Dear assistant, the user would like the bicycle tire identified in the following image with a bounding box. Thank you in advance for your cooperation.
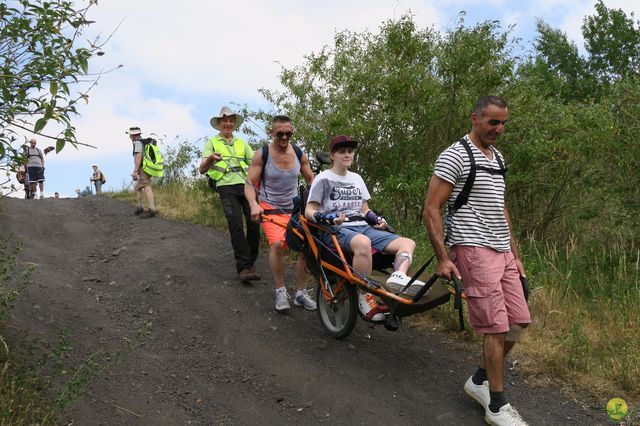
[316,277,357,339]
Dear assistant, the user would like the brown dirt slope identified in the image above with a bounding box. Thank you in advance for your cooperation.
[0,196,606,425]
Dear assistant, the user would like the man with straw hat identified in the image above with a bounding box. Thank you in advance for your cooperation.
[199,106,261,283]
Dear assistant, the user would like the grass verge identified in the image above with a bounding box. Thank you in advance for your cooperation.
[0,235,152,424]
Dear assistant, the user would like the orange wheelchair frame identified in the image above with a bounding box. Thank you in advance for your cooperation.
[287,214,464,339]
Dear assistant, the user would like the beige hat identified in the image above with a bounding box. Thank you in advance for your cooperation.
[210,106,244,130]
[126,126,142,135]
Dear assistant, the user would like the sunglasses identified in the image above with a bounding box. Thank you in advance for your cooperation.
[488,119,507,126]
[275,131,293,139]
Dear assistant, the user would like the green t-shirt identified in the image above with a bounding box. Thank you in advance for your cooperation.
[202,134,253,187]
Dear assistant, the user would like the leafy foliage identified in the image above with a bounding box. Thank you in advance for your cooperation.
[583,0,640,82]
[155,136,204,186]
[0,0,103,168]
[245,5,640,253]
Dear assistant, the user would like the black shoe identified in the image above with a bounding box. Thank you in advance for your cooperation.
[247,266,261,280]
[134,207,144,216]
[238,269,253,284]
[147,209,157,218]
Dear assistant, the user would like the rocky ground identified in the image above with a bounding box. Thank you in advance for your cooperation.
[0,196,608,425]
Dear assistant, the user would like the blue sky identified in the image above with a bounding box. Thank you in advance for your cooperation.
[5,0,638,198]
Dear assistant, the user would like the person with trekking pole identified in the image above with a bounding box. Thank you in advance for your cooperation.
[199,106,261,284]
[423,95,531,426]
[244,114,316,312]
[90,164,103,195]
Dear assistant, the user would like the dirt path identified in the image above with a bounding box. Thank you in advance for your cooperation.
[1,196,607,425]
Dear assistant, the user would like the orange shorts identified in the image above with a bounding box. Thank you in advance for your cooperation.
[260,201,291,247]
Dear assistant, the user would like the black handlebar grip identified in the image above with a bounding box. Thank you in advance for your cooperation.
[520,276,529,302]
[451,275,463,310]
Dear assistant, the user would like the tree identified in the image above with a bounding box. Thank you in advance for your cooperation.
[524,20,595,101]
[0,0,106,168]
[255,14,516,228]
[582,0,640,82]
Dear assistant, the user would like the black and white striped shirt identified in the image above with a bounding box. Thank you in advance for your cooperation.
[434,135,511,252]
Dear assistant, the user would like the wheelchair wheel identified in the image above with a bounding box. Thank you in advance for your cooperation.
[316,277,358,339]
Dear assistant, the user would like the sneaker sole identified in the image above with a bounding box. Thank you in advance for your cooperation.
[293,301,317,311]
[275,306,291,312]
[463,384,489,409]
[386,282,423,297]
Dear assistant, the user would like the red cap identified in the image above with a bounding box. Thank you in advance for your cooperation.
[329,135,358,152]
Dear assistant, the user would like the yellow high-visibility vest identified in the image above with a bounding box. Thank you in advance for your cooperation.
[206,137,249,181]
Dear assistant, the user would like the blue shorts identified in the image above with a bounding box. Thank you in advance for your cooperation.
[321,224,399,254]
[27,166,45,183]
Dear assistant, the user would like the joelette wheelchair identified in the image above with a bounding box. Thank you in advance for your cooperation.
[285,152,464,339]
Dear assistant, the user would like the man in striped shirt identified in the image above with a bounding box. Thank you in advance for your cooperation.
[423,96,531,426]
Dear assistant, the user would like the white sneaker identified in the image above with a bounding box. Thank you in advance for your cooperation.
[293,289,317,311]
[275,287,291,312]
[386,271,425,296]
[358,292,388,322]
[485,403,528,426]
[39,194,44,199]
[464,376,490,409]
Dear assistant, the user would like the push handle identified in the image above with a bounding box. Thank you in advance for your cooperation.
[451,275,465,331]
[520,276,529,302]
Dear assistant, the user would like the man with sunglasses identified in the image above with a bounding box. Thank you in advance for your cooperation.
[244,115,316,312]
[423,96,531,426]
[200,106,261,284]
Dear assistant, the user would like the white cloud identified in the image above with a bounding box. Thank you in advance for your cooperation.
[84,0,441,97]
[56,0,444,165]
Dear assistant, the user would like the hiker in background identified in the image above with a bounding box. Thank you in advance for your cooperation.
[54,192,59,199]
[423,95,530,426]
[25,138,45,199]
[127,126,157,217]
[75,186,91,197]
[199,106,260,284]
[244,114,316,312]
[90,164,103,195]
[14,162,31,199]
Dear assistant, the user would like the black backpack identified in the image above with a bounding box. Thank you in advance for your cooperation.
[444,137,507,244]
[451,137,506,212]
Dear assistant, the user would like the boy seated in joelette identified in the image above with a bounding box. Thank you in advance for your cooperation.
[304,135,424,322]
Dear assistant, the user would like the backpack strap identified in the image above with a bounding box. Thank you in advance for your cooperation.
[452,137,476,211]
[452,139,507,211]
[27,147,43,161]
[260,145,269,197]
[292,144,303,162]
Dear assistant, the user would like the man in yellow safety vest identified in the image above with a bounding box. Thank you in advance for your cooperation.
[199,106,261,283]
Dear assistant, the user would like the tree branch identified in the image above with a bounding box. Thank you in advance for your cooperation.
[8,121,97,149]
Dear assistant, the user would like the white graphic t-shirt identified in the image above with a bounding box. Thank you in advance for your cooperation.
[307,169,370,227]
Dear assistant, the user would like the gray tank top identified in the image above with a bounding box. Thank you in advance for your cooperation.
[259,150,300,209]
